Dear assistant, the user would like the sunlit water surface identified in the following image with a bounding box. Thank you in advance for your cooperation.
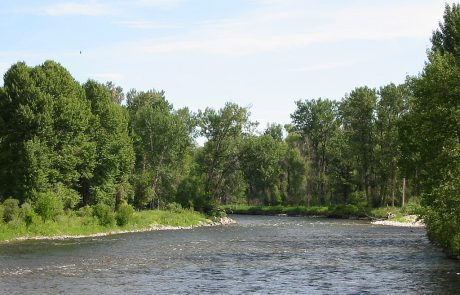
[0,215,459,294]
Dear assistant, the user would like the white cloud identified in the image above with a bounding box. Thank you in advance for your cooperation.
[45,1,114,16]
[135,0,185,9]
[131,0,443,56]
[117,20,181,30]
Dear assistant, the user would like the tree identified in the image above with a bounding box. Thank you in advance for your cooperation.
[240,134,286,205]
[198,103,253,209]
[0,61,95,204]
[340,87,377,206]
[127,90,193,208]
[404,3,460,256]
[375,83,408,206]
[83,80,135,206]
[283,130,308,205]
[291,98,338,205]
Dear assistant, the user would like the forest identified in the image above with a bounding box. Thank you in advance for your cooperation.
[0,4,459,257]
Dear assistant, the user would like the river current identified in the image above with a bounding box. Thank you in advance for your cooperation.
[0,215,459,294]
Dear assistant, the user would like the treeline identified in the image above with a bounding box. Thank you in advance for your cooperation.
[0,3,459,256]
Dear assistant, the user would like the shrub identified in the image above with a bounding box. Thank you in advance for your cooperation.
[76,205,93,217]
[34,192,64,222]
[0,204,4,224]
[93,203,115,227]
[165,202,183,213]
[329,204,361,218]
[401,198,422,215]
[349,191,368,208]
[55,183,80,210]
[2,198,20,222]
[115,203,134,226]
[20,202,38,226]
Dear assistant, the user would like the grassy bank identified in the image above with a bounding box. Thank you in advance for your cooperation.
[222,204,418,220]
[0,209,209,242]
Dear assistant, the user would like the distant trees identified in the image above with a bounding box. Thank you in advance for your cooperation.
[127,90,193,208]
[197,103,252,208]
[291,99,338,205]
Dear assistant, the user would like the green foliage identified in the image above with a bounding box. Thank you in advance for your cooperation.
[92,203,115,227]
[328,204,362,218]
[291,98,338,205]
[401,3,460,257]
[128,90,192,208]
[33,192,64,222]
[115,202,134,226]
[20,202,37,226]
[348,191,368,208]
[54,183,80,210]
[223,204,329,216]
[240,134,286,205]
[0,204,3,224]
[2,198,20,223]
[165,202,183,213]
[83,80,135,206]
[198,102,254,204]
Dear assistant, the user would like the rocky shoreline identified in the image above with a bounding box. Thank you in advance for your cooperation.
[371,215,425,228]
[9,217,236,242]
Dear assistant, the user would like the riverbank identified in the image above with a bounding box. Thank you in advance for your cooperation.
[0,209,235,243]
[371,215,425,227]
[223,204,421,224]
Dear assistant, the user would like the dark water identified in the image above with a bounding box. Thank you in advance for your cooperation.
[0,215,459,294]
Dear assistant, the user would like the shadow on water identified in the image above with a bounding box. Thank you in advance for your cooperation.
[0,215,459,294]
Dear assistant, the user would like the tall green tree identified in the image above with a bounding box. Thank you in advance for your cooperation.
[83,80,135,206]
[404,3,460,256]
[375,83,408,206]
[240,134,286,205]
[198,103,253,209]
[340,87,377,206]
[127,90,193,208]
[0,61,95,204]
[291,98,338,205]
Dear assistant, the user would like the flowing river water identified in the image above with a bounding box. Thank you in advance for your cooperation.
[0,215,459,294]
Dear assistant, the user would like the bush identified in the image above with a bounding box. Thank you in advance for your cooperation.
[349,191,368,208]
[0,204,4,224]
[20,202,38,226]
[2,198,20,222]
[165,202,183,213]
[401,198,422,215]
[34,192,64,222]
[329,204,361,218]
[76,205,93,217]
[55,183,80,210]
[93,203,115,227]
[115,203,134,226]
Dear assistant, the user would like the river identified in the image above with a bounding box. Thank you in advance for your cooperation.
[0,215,459,294]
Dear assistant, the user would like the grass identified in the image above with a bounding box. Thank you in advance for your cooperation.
[223,204,331,216]
[222,204,421,221]
[0,209,209,242]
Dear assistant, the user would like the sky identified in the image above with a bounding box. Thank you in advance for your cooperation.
[0,0,447,130]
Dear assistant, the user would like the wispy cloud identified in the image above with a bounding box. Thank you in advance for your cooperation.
[117,20,181,30]
[45,1,115,16]
[135,0,185,9]
[131,1,442,56]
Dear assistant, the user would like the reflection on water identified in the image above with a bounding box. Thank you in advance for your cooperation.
[0,215,459,294]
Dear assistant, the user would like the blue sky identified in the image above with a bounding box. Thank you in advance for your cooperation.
[0,0,446,129]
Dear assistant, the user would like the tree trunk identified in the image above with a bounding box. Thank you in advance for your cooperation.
[402,177,406,207]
